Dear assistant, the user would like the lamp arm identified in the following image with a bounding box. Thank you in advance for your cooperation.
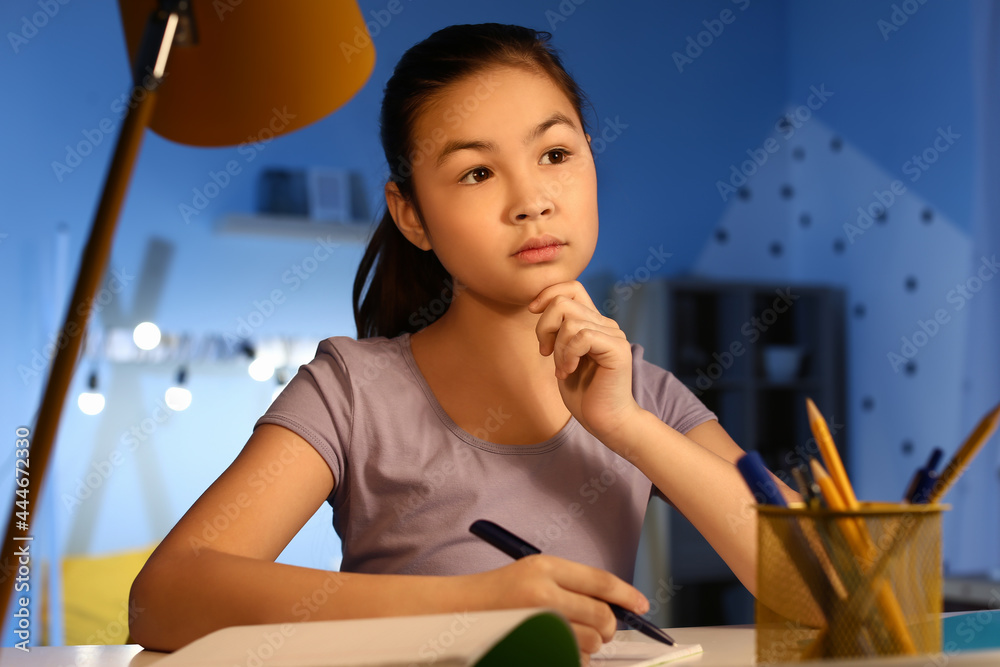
[0,4,183,625]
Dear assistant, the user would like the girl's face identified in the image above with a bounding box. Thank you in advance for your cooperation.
[392,66,599,309]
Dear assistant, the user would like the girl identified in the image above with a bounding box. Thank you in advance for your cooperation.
[130,22,795,661]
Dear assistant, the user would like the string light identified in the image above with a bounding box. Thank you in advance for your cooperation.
[133,321,161,350]
[77,371,105,415]
[165,366,192,411]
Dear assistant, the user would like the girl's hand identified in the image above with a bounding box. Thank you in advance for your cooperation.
[528,281,643,451]
[460,555,649,662]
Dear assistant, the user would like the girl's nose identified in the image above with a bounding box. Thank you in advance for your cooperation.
[508,173,555,223]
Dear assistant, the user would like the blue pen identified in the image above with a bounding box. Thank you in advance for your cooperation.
[469,519,675,646]
[736,452,836,624]
[736,451,788,507]
[904,447,944,503]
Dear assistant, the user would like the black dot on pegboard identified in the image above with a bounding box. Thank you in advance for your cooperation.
[780,184,795,200]
[901,440,914,455]
[861,396,875,411]
[921,208,934,223]
[792,146,805,161]
[738,186,751,201]
[830,136,843,152]
[875,206,888,224]
[715,228,729,244]
[853,303,866,318]
[833,238,845,254]
[770,241,783,257]
[905,360,917,376]
[799,212,811,227]
[905,276,918,292]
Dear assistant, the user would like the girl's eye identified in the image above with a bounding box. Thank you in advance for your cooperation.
[541,149,572,165]
[459,167,492,185]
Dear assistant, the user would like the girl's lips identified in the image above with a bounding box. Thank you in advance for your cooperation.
[513,244,564,263]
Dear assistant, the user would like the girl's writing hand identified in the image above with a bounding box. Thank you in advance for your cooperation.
[460,555,649,662]
[528,281,642,450]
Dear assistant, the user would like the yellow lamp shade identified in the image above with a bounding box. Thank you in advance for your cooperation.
[117,1,376,147]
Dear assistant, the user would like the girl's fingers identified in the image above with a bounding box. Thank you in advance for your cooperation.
[547,558,649,623]
[535,297,623,357]
[571,622,604,658]
[551,323,629,377]
[529,280,599,313]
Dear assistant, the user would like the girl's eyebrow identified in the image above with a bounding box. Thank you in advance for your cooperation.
[434,112,577,168]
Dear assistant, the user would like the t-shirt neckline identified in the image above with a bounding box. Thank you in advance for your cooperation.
[397,331,578,455]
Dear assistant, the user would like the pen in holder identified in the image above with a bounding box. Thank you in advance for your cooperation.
[755,502,947,663]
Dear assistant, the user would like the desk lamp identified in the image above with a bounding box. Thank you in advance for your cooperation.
[1,0,375,622]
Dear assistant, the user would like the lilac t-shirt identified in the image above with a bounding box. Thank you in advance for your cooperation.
[254,332,716,584]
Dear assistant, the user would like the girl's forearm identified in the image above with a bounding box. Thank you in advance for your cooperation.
[604,409,763,595]
[129,547,465,652]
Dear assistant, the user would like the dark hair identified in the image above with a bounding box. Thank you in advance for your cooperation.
[352,23,594,339]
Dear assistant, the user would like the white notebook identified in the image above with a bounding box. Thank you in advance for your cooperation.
[151,608,702,666]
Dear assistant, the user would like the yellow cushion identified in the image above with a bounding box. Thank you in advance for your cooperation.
[62,544,157,645]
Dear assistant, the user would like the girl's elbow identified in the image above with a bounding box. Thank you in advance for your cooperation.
[128,560,180,652]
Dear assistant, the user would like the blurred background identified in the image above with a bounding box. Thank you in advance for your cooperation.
[2,0,998,645]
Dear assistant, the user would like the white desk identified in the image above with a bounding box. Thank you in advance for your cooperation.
[2,625,1000,666]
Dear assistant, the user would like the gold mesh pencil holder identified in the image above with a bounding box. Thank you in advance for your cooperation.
[755,502,947,663]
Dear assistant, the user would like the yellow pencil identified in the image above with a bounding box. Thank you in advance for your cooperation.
[806,398,857,505]
[806,406,917,655]
[805,460,896,658]
[928,403,1000,504]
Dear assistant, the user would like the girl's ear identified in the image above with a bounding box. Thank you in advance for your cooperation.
[385,181,432,251]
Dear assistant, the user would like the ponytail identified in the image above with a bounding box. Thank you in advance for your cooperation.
[352,209,449,339]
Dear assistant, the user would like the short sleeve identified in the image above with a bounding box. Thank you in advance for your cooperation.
[630,342,717,434]
[253,338,353,503]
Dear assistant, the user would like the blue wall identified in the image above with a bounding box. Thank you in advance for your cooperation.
[0,0,988,646]
[785,0,975,231]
